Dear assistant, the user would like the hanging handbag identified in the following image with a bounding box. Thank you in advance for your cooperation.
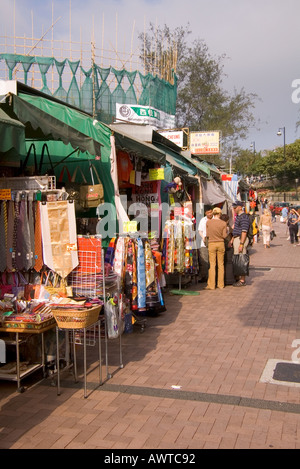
[0,273,13,299]
[79,163,104,208]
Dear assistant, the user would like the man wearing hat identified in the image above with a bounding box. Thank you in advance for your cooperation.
[205,207,228,290]
[230,201,250,286]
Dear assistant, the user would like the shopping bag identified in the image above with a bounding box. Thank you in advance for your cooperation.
[79,164,104,208]
[104,298,122,339]
[232,253,250,277]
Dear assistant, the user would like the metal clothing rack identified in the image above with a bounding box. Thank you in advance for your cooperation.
[66,238,123,388]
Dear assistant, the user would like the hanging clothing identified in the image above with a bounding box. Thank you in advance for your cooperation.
[0,202,7,272]
[40,200,78,278]
[137,238,146,310]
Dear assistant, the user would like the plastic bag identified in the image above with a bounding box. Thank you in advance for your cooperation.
[232,253,249,277]
[105,298,122,339]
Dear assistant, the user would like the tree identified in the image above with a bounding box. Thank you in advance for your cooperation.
[176,39,258,149]
[262,140,300,182]
[139,24,259,164]
[233,148,263,176]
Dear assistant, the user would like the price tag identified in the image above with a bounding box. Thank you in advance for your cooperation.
[123,221,138,233]
[0,189,11,200]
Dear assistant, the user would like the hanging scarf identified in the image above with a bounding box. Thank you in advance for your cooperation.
[166,221,175,274]
[124,237,134,305]
[175,220,184,273]
[137,237,146,310]
[144,240,158,307]
[0,201,7,272]
[131,239,138,311]
[40,200,78,278]
[113,236,126,292]
[105,237,116,266]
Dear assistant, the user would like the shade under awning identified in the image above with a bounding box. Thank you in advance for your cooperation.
[109,124,166,165]
[12,93,103,156]
[0,106,26,158]
[153,142,197,176]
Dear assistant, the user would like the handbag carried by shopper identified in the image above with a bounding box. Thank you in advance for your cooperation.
[232,253,250,277]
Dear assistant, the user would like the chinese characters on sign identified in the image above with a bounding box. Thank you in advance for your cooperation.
[190,131,220,155]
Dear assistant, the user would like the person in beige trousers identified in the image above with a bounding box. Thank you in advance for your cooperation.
[259,208,273,248]
[205,207,228,290]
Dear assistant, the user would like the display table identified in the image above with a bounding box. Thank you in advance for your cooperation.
[0,319,56,393]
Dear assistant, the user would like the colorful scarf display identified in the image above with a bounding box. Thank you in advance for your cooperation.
[111,235,161,313]
[137,238,146,310]
[162,219,199,275]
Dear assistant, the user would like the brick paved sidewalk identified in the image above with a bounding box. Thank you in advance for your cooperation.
[1,219,300,449]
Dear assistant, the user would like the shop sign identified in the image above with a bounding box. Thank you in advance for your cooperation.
[149,168,165,181]
[221,174,233,181]
[131,193,159,206]
[116,104,175,130]
[159,130,184,148]
[190,131,220,155]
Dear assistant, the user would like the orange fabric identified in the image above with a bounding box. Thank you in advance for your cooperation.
[117,151,134,183]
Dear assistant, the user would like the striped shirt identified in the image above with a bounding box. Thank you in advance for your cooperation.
[232,213,250,237]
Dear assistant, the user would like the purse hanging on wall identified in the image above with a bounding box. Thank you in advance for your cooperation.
[79,163,104,209]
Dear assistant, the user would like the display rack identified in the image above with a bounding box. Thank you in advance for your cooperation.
[56,239,123,396]
[0,175,56,191]
[0,321,56,393]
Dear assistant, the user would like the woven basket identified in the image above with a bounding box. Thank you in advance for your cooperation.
[52,305,101,329]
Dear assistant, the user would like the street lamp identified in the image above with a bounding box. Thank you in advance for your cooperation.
[277,127,286,201]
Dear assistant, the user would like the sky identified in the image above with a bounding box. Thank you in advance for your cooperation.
[1,0,300,154]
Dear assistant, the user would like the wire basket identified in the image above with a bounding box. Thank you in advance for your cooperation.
[52,305,101,330]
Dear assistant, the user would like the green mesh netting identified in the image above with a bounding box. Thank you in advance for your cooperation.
[0,53,177,124]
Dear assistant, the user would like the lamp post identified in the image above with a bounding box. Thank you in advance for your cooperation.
[277,127,286,201]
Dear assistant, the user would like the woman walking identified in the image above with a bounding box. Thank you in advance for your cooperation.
[259,208,273,248]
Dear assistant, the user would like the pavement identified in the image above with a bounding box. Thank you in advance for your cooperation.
[1,219,300,450]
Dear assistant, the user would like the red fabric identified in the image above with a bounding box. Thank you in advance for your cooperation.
[75,237,102,273]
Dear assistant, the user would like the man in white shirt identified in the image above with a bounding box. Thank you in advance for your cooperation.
[198,206,213,282]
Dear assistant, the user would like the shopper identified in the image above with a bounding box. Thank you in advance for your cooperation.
[229,201,250,287]
[198,206,213,282]
[221,213,235,285]
[259,208,273,249]
[205,207,227,290]
[287,208,300,246]
[281,205,289,223]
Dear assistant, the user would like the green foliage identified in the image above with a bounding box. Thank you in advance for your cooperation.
[262,140,300,180]
[139,23,259,152]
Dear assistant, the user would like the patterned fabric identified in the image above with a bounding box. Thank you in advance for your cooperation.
[16,196,32,271]
[0,202,7,272]
[131,239,138,311]
[6,201,14,272]
[137,238,146,310]
[40,200,78,278]
[113,236,125,289]
[12,200,20,269]
[34,201,44,272]
[144,240,158,307]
